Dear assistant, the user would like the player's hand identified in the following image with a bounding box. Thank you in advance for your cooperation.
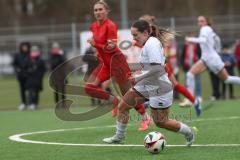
[103,40,117,53]
[128,76,136,85]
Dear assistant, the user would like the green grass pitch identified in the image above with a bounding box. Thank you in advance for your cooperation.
[0,74,240,160]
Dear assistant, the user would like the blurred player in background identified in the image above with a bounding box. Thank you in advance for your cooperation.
[103,20,195,146]
[185,15,240,116]
[180,32,202,106]
[84,0,150,131]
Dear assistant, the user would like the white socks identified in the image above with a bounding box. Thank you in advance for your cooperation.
[178,122,192,137]
[116,121,127,138]
[186,72,195,95]
[141,113,149,121]
[224,76,240,84]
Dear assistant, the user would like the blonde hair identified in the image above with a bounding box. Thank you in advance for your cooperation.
[95,0,110,11]
[138,15,175,45]
[139,14,156,25]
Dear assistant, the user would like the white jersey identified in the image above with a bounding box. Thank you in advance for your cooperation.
[187,26,218,61]
[140,37,165,64]
[134,37,173,109]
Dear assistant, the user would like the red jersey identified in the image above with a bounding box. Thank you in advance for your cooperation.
[90,19,120,65]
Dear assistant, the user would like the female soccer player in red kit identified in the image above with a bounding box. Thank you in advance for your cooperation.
[84,0,150,131]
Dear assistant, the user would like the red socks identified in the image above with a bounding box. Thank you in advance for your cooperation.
[174,84,195,103]
[85,83,147,117]
[84,83,110,100]
[134,104,146,115]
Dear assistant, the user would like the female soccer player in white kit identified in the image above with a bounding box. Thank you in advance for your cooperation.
[103,20,195,146]
[185,16,240,116]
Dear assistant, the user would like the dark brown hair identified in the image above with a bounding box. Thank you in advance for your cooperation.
[205,17,213,27]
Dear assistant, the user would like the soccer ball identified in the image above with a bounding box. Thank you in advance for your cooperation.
[144,131,166,154]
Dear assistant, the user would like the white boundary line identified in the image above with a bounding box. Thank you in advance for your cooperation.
[9,116,240,147]
[188,116,240,122]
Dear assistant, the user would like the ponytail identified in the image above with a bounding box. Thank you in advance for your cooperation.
[151,25,175,45]
[138,15,176,45]
[205,17,213,27]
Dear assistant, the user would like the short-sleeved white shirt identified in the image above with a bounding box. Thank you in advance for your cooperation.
[198,26,219,60]
[134,37,173,108]
[139,37,165,64]
[187,26,225,74]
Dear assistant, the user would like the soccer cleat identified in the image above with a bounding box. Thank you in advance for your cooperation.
[18,104,26,111]
[185,132,195,147]
[103,135,124,144]
[112,97,119,117]
[179,98,192,108]
[194,98,202,117]
[185,126,198,147]
[138,116,151,131]
[29,104,37,110]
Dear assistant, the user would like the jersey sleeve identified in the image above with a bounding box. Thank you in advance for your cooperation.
[94,43,105,50]
[200,26,211,37]
[93,21,119,53]
[145,38,164,64]
[106,23,118,41]
[186,37,207,44]
[99,22,118,53]
[186,27,209,44]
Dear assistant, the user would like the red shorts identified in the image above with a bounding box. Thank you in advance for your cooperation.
[165,63,173,78]
[92,53,131,85]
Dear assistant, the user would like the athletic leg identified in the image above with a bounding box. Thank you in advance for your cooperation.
[18,78,27,110]
[170,74,195,104]
[151,108,195,146]
[111,53,150,130]
[187,60,207,95]
[84,64,115,101]
[186,60,206,117]
[218,68,240,84]
[195,74,202,98]
[103,89,146,143]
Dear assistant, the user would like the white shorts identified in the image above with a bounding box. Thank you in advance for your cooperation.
[134,75,173,109]
[148,91,173,109]
[202,55,225,74]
